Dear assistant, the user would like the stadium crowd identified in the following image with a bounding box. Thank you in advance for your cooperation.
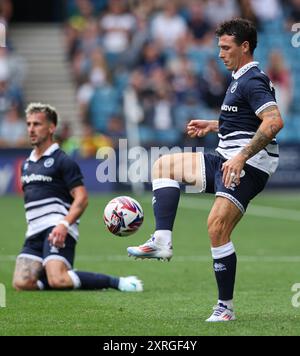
[64,0,300,152]
[1,0,300,153]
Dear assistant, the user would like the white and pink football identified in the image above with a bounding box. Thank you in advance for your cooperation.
[103,196,144,236]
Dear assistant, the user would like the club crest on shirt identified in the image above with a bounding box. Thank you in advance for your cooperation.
[44,158,54,168]
[230,82,238,93]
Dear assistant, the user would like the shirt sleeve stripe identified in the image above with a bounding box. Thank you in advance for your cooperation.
[255,101,277,116]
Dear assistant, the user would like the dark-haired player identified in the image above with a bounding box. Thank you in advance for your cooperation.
[13,103,143,293]
[127,18,284,321]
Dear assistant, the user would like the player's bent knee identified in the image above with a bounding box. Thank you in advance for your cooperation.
[12,278,37,291]
[47,275,70,289]
[152,154,173,180]
[207,214,228,245]
[152,153,204,187]
[45,260,73,289]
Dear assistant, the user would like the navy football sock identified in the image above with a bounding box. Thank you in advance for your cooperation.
[213,253,237,301]
[152,179,180,231]
[211,242,237,302]
[72,271,119,290]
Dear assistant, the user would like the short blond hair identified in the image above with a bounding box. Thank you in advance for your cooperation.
[25,103,58,126]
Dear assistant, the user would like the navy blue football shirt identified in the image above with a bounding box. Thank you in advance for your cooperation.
[216,62,279,175]
[21,143,83,240]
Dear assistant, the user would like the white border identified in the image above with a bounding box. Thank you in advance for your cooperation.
[232,61,259,80]
[199,152,206,193]
[216,192,245,214]
[255,101,278,116]
[152,178,180,191]
[43,255,72,270]
[67,270,81,289]
[211,241,235,259]
[17,253,43,263]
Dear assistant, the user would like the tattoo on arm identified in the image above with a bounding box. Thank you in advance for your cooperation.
[240,129,271,160]
[240,106,283,160]
[260,107,282,133]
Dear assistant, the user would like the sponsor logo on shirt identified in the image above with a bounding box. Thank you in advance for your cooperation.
[21,174,53,184]
[221,105,238,112]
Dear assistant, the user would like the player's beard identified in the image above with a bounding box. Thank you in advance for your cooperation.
[30,134,49,147]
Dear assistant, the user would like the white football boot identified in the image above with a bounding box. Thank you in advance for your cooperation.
[118,276,143,292]
[127,235,173,261]
[205,304,236,322]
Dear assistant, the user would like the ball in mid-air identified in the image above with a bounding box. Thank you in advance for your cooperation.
[103,196,144,236]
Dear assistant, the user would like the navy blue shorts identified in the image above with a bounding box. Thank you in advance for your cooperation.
[204,153,269,213]
[19,227,77,269]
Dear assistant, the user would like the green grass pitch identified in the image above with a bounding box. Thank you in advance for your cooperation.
[0,191,299,336]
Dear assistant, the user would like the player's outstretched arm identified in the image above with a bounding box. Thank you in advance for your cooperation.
[186,120,219,138]
[222,105,284,188]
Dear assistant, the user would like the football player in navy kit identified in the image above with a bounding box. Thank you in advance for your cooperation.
[13,103,143,293]
[127,18,284,321]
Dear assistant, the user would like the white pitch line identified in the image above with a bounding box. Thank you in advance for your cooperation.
[140,196,300,222]
[1,255,300,263]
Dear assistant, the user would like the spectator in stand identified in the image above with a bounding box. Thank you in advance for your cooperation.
[151,2,187,49]
[67,0,95,31]
[166,36,199,104]
[0,0,12,49]
[138,41,165,76]
[65,0,97,60]
[78,19,102,57]
[100,0,136,56]
[250,0,282,24]
[0,47,27,90]
[76,48,110,122]
[79,122,113,157]
[105,113,126,147]
[204,0,240,27]
[285,0,300,28]
[237,0,259,29]
[0,77,24,124]
[58,121,114,158]
[0,105,28,148]
[126,13,151,68]
[71,19,103,81]
[0,0,13,24]
[146,67,172,97]
[186,0,214,47]
[200,58,230,112]
[86,47,110,87]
